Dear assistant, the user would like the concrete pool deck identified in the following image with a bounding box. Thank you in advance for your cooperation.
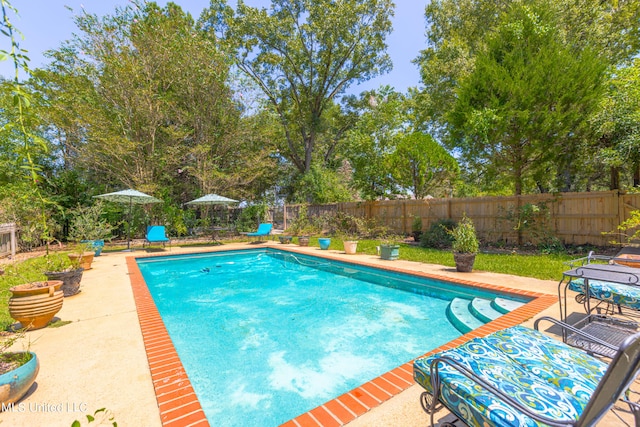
[2,242,635,426]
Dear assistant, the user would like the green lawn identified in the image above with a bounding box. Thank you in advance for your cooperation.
[0,239,575,329]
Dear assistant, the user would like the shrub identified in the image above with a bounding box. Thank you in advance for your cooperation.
[420,219,457,249]
[450,215,479,254]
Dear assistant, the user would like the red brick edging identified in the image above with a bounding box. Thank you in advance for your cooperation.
[127,249,556,427]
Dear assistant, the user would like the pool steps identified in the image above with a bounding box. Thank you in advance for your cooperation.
[447,297,526,334]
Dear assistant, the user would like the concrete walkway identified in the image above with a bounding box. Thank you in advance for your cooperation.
[2,242,635,426]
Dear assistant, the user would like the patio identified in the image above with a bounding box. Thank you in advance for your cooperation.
[2,241,637,426]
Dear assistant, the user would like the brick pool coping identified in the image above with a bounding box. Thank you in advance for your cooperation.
[126,247,557,427]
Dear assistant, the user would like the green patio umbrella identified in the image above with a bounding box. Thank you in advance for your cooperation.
[185,193,239,232]
[94,189,162,250]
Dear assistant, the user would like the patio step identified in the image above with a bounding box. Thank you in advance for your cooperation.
[492,297,526,314]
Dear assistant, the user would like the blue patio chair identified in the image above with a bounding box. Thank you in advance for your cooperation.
[144,225,171,249]
[246,223,272,242]
[413,319,640,427]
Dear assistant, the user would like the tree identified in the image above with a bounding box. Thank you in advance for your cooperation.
[342,87,407,200]
[591,59,640,189]
[204,0,394,174]
[416,0,639,194]
[33,1,274,206]
[389,132,458,199]
[443,1,607,195]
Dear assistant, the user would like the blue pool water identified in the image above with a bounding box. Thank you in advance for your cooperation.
[136,249,524,426]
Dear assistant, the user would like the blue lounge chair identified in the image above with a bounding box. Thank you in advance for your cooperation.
[414,319,640,427]
[246,223,272,242]
[144,225,171,249]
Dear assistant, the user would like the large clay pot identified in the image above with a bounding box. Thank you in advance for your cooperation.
[68,252,94,270]
[0,352,39,407]
[44,268,84,297]
[9,281,64,330]
[453,252,476,272]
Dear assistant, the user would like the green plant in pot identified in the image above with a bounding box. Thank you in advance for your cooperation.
[68,201,116,256]
[0,329,39,408]
[450,214,479,272]
[379,234,401,260]
[43,251,84,297]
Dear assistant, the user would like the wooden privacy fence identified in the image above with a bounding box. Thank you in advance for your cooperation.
[285,191,640,247]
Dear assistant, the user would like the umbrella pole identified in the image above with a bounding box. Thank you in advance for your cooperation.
[127,197,132,250]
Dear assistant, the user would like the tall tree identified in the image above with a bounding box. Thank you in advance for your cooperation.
[203,0,394,174]
[389,132,458,199]
[591,59,640,189]
[33,1,274,204]
[448,1,607,195]
[416,0,639,194]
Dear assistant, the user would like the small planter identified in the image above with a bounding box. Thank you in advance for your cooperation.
[44,268,84,297]
[380,244,400,260]
[9,281,64,330]
[81,239,105,256]
[343,240,358,255]
[68,252,94,271]
[318,238,331,250]
[453,252,476,272]
[297,236,310,246]
[0,351,39,407]
[278,235,293,244]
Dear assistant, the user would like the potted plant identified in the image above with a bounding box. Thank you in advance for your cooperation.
[318,237,331,250]
[278,235,293,244]
[0,330,39,407]
[68,201,116,256]
[450,214,479,272]
[411,215,423,242]
[43,251,84,297]
[8,280,65,330]
[66,243,95,271]
[339,234,359,255]
[379,235,401,260]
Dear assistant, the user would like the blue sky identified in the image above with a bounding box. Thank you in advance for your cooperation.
[1,1,427,94]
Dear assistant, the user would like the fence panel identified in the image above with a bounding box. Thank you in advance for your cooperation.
[287,191,639,247]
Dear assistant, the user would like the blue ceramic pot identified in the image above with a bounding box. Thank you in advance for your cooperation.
[0,352,39,406]
[81,239,105,256]
[318,238,331,250]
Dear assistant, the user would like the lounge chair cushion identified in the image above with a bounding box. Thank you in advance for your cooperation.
[568,278,640,311]
[413,326,608,427]
[246,223,272,237]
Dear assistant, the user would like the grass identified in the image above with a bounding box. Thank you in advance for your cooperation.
[0,237,577,330]
[303,237,574,280]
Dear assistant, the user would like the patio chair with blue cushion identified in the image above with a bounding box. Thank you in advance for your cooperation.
[144,225,171,249]
[413,319,640,427]
[246,223,272,242]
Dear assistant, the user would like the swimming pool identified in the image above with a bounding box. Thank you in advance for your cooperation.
[135,248,532,426]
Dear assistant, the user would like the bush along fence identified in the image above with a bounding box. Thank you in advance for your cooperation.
[276,191,640,247]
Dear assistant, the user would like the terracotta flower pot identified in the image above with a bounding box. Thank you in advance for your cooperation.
[68,252,94,271]
[9,281,64,330]
[297,236,310,246]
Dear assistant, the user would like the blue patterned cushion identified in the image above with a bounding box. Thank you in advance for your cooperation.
[568,278,640,310]
[413,326,607,427]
